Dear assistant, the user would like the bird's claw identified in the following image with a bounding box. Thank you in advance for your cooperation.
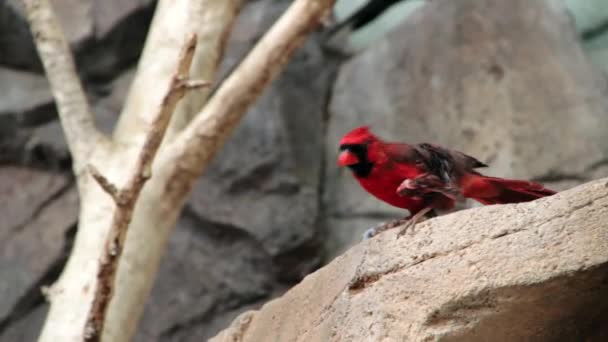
[396,220,416,239]
[362,218,409,240]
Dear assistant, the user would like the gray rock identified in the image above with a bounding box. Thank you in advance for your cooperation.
[0,179,76,324]
[90,68,134,135]
[91,0,155,39]
[189,0,335,262]
[0,0,154,78]
[52,0,95,49]
[0,305,48,342]
[325,0,608,256]
[0,1,41,70]
[0,68,54,126]
[135,212,275,342]
[78,1,155,81]
[0,167,69,241]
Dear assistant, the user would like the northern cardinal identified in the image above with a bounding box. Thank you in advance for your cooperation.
[337,126,555,238]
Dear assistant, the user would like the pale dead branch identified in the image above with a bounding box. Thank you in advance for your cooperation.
[166,0,336,179]
[22,0,106,173]
[113,0,243,142]
[30,0,336,340]
[83,34,208,341]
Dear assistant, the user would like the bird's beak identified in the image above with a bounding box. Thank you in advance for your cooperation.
[338,150,358,166]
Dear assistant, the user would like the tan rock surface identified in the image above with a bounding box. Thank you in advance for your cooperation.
[212,178,608,341]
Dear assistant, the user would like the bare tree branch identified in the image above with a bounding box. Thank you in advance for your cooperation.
[83,34,208,342]
[165,0,335,178]
[22,0,106,173]
[113,0,242,142]
[88,165,121,204]
[35,0,332,340]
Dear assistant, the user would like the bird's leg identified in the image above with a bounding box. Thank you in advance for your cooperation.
[362,209,438,240]
[362,216,410,240]
[396,207,434,239]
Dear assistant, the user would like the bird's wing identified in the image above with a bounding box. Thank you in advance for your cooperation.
[397,172,462,201]
[415,143,487,179]
[384,143,424,165]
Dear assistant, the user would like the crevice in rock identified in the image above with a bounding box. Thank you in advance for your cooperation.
[274,238,324,283]
[424,264,608,340]
[425,288,499,328]
[158,294,266,341]
[582,19,608,41]
[533,158,608,184]
[181,205,263,246]
[22,143,72,172]
[348,269,390,294]
[8,179,73,236]
[587,158,608,172]
[532,171,585,183]
[77,2,157,84]
[182,204,280,289]
[0,224,76,336]
[14,102,58,128]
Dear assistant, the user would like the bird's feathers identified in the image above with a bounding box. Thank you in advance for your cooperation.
[338,126,555,216]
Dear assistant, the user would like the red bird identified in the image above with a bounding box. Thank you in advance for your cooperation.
[337,126,555,238]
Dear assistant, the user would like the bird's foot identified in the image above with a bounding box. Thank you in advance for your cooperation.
[362,217,409,240]
[396,219,417,238]
[396,207,435,239]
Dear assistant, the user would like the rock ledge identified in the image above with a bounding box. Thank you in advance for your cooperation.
[213,178,608,342]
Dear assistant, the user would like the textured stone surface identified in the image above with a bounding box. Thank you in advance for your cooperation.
[77,0,155,82]
[0,68,54,126]
[91,0,155,39]
[0,306,48,342]
[0,0,154,77]
[212,178,608,342]
[135,212,275,341]
[0,182,77,326]
[0,167,69,241]
[189,0,334,263]
[0,1,42,70]
[325,0,608,256]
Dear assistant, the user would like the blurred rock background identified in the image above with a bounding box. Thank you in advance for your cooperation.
[0,0,606,341]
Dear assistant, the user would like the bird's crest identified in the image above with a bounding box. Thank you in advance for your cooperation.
[340,126,377,145]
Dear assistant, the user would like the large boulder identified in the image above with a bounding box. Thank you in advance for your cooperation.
[324,0,608,256]
[212,178,608,342]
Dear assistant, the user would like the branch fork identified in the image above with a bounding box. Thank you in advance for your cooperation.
[26,0,337,340]
[83,33,208,341]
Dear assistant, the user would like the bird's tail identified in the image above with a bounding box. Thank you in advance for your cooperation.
[464,175,556,205]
